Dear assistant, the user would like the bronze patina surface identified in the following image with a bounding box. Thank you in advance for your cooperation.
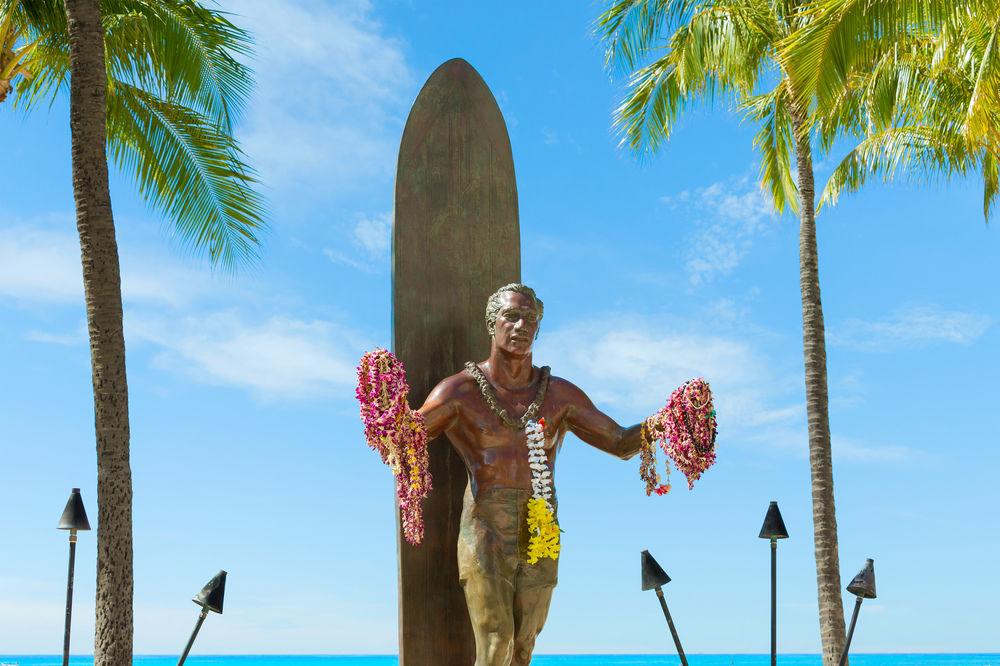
[417,286,647,665]
[457,486,558,665]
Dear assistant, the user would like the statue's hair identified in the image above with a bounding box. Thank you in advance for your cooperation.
[485,283,544,338]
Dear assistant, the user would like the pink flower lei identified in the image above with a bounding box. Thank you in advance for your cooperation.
[356,349,432,545]
[640,377,718,493]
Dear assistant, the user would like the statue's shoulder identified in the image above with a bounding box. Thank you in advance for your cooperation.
[546,373,590,403]
[429,365,478,400]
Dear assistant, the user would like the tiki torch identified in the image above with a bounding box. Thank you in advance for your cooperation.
[177,570,227,666]
[758,501,789,666]
[57,488,91,666]
[838,559,877,666]
[641,550,688,666]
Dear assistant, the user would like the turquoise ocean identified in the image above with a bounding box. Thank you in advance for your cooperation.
[3,656,998,666]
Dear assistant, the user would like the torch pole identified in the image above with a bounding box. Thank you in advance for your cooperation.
[177,608,209,666]
[655,587,688,666]
[62,528,78,666]
[837,596,864,666]
[770,537,777,666]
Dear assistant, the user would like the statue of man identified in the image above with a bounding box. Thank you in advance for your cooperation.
[416,283,649,666]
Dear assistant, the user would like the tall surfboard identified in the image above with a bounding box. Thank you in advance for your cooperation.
[393,58,520,664]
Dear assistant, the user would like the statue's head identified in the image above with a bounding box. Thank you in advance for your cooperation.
[485,283,544,355]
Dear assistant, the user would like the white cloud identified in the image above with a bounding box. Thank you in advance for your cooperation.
[536,314,910,465]
[231,0,413,195]
[743,426,915,464]
[830,305,992,351]
[662,177,776,285]
[352,212,390,257]
[25,328,85,346]
[0,225,84,302]
[322,247,376,272]
[129,311,370,399]
[324,211,390,273]
[832,435,913,462]
[0,223,234,308]
[2,221,372,400]
[535,315,798,435]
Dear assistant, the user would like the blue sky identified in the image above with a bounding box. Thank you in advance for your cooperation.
[2,0,998,656]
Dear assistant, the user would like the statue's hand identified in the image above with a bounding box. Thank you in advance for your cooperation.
[645,414,665,436]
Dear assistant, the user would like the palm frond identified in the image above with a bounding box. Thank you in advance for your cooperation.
[779,0,968,110]
[106,81,265,270]
[10,40,68,109]
[5,0,267,266]
[819,125,971,208]
[962,11,1000,144]
[597,0,705,73]
[743,80,799,212]
[101,0,254,128]
[610,2,779,154]
[983,148,998,220]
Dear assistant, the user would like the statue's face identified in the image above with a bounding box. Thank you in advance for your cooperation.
[492,291,540,357]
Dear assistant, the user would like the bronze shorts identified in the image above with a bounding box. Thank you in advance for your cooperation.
[457,486,559,592]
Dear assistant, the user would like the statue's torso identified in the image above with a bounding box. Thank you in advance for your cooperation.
[443,366,571,497]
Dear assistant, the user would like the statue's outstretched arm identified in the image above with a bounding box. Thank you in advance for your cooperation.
[558,379,645,461]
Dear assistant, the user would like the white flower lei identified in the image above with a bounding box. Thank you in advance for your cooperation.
[526,420,552,506]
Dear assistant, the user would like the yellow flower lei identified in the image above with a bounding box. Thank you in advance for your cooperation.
[526,497,561,564]
[525,419,560,564]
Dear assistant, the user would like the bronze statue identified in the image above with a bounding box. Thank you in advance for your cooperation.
[416,283,649,666]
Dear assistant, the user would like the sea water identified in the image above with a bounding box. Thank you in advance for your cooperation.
[2,655,997,666]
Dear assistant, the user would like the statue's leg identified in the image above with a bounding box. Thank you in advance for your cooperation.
[510,558,558,666]
[461,566,515,665]
[458,488,523,666]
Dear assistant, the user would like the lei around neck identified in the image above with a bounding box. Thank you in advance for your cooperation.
[464,361,551,430]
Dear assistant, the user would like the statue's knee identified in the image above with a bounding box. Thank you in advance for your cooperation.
[485,627,513,650]
[513,637,536,664]
[476,619,513,662]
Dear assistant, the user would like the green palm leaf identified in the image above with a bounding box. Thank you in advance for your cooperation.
[4,0,266,268]
[742,80,799,212]
[107,81,264,268]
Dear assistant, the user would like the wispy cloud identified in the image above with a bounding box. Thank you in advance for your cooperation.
[663,177,776,286]
[130,311,370,400]
[535,314,799,435]
[324,211,390,272]
[232,0,413,197]
[3,219,372,400]
[830,305,992,351]
[536,313,911,465]
[0,223,225,307]
[832,435,913,462]
[352,212,390,256]
[743,426,916,463]
[0,225,83,303]
[25,329,85,346]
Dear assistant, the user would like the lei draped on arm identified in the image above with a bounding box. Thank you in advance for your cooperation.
[356,349,432,545]
[639,378,718,495]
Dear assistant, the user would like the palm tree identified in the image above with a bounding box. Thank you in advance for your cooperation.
[596,2,848,663]
[780,0,1000,220]
[4,1,264,663]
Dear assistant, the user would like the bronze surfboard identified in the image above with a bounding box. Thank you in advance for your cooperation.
[393,58,520,664]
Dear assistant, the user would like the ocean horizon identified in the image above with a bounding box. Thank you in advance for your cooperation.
[3,655,998,665]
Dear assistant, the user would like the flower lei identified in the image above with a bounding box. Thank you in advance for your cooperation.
[525,417,560,564]
[640,378,718,494]
[355,349,432,545]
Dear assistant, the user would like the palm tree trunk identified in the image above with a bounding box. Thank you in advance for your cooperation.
[792,115,846,666]
[64,1,134,665]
